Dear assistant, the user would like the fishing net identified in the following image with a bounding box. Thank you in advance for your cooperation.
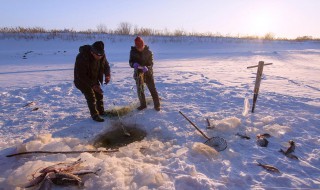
[204,136,227,152]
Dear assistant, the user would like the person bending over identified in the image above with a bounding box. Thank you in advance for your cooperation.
[74,41,111,122]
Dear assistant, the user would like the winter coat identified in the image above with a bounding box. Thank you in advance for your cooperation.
[74,45,110,90]
[129,45,154,73]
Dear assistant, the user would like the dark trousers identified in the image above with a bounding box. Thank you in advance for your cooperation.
[135,71,160,108]
[74,82,104,117]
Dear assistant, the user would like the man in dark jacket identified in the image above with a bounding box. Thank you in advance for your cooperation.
[129,36,160,111]
[74,41,111,122]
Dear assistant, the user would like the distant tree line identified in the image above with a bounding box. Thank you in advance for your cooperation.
[0,22,318,41]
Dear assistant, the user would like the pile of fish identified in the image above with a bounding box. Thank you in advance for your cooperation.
[255,140,298,173]
[24,158,100,189]
[235,132,299,173]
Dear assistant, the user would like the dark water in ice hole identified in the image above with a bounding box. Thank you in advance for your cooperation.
[93,123,147,149]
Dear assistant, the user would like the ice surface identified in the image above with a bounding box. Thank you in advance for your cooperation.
[0,36,319,189]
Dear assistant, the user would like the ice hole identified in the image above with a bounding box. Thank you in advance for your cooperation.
[93,123,147,149]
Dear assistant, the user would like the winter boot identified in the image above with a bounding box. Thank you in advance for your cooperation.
[137,105,147,111]
[154,106,160,111]
[92,115,104,122]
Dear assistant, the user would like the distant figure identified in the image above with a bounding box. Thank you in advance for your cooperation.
[74,41,111,122]
[129,36,160,111]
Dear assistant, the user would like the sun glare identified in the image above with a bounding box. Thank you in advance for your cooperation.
[249,12,273,37]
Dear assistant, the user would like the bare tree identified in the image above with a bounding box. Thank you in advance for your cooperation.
[173,29,186,36]
[296,36,313,41]
[263,32,275,40]
[116,22,132,35]
[96,24,109,34]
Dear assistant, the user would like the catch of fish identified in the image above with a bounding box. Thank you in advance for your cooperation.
[257,162,280,173]
[279,140,298,160]
[235,132,250,139]
[256,133,271,147]
[236,132,299,174]
[24,158,100,189]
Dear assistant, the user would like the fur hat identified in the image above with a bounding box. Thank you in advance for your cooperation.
[134,36,144,49]
[91,41,104,56]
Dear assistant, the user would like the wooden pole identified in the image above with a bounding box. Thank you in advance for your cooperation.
[247,61,273,113]
[179,111,210,140]
[6,150,119,157]
[252,61,264,112]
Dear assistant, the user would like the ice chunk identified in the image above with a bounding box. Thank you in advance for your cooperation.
[176,147,188,157]
[37,133,52,144]
[260,116,275,124]
[242,98,250,117]
[263,124,291,138]
[191,142,219,159]
[214,117,241,131]
[25,140,43,151]
[133,166,168,187]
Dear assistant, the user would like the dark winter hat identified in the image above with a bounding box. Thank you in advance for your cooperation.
[91,41,104,56]
[134,36,144,49]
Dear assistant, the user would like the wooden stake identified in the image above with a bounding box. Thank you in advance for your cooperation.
[247,62,272,69]
[247,61,272,113]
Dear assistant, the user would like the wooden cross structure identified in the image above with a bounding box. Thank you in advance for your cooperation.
[247,61,273,113]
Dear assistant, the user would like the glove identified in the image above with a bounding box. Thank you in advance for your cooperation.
[133,63,140,69]
[142,66,148,73]
[92,84,103,94]
[105,74,110,84]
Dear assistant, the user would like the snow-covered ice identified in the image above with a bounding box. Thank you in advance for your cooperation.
[0,35,319,189]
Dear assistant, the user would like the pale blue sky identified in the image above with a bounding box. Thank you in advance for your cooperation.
[1,0,319,38]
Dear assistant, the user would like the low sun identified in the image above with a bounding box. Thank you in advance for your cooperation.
[249,12,273,37]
